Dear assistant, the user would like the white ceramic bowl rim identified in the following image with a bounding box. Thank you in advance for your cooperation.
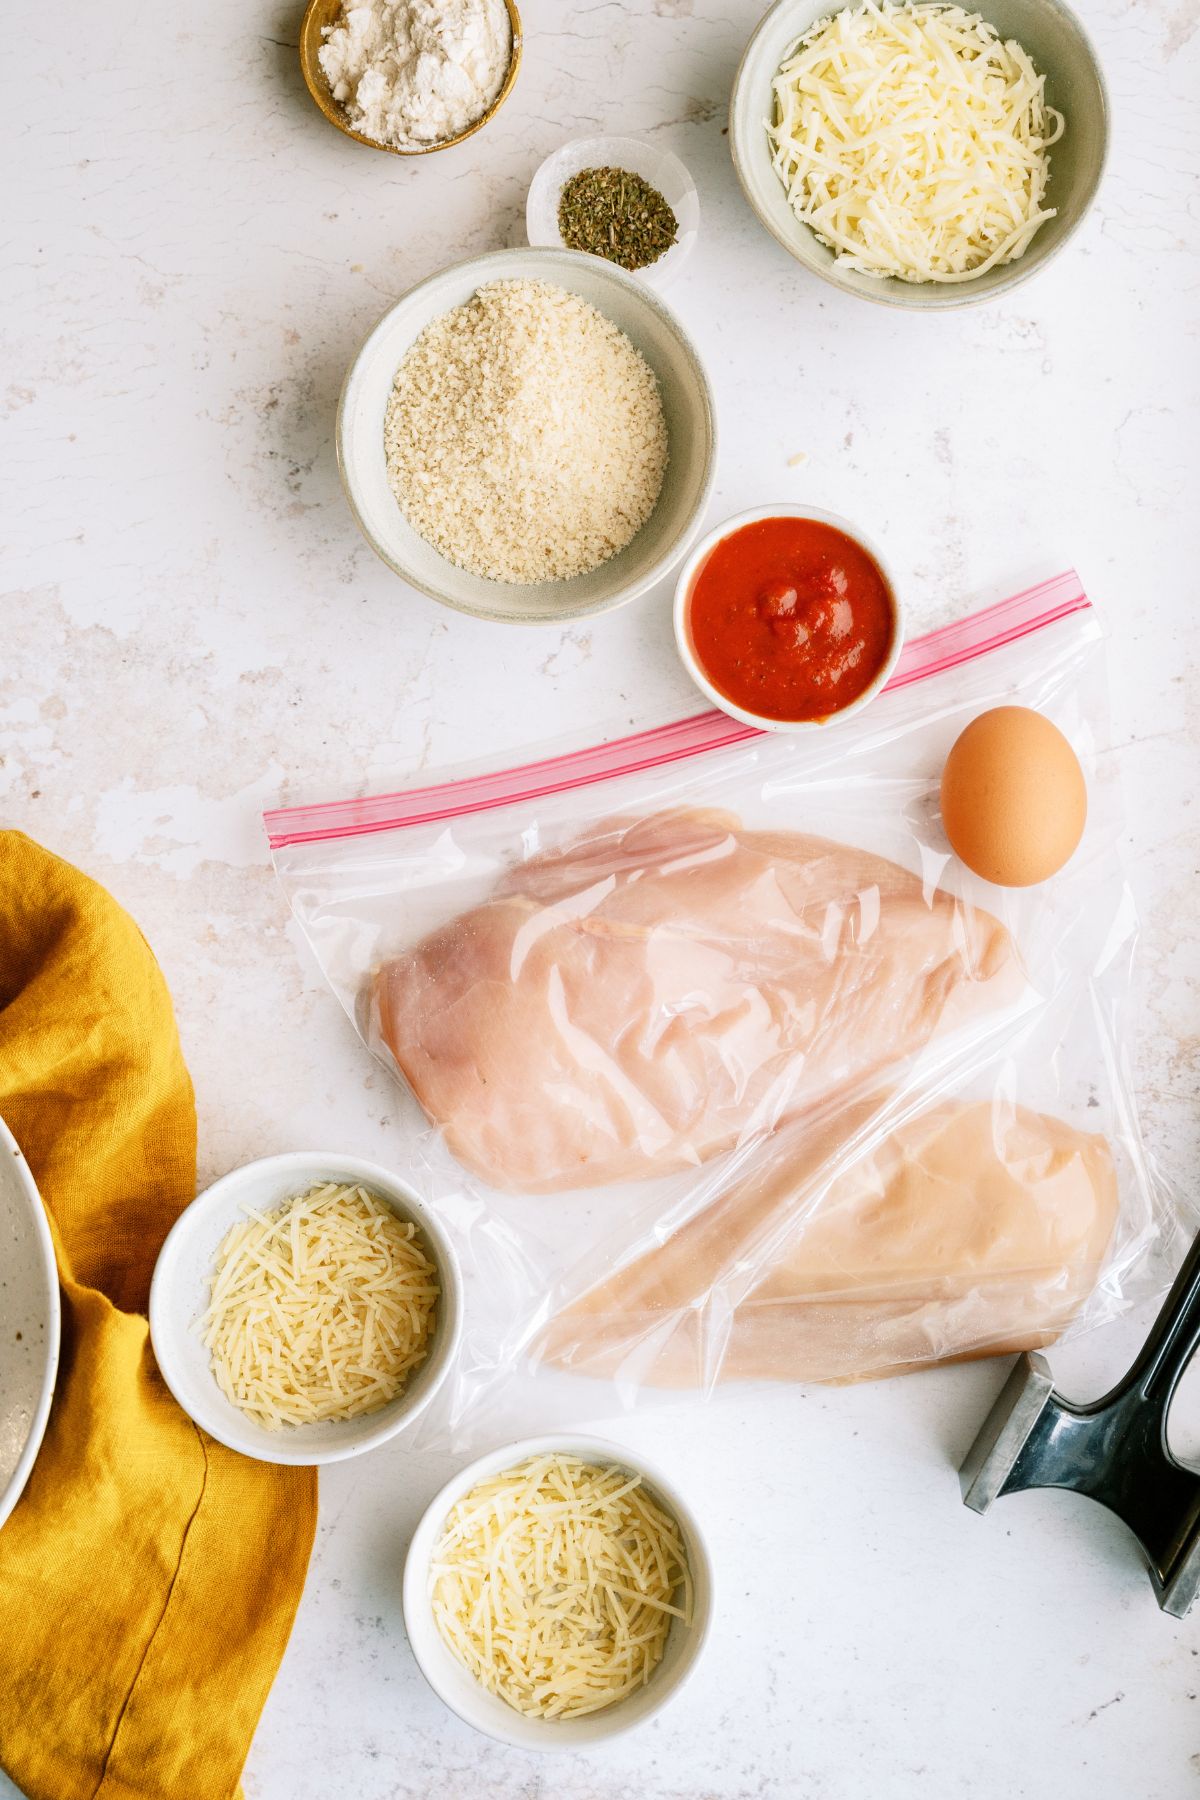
[672,502,905,733]
[335,247,717,625]
[402,1431,714,1749]
[149,1150,462,1467]
[0,1114,60,1532]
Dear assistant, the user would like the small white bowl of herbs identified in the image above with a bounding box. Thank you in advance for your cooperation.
[526,135,700,289]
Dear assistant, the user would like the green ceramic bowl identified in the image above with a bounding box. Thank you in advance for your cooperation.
[730,0,1109,309]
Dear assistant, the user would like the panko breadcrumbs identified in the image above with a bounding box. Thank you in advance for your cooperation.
[383,279,669,584]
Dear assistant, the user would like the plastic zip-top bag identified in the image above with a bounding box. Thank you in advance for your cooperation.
[266,573,1182,1444]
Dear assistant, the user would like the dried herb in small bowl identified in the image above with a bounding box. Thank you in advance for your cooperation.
[557,166,678,272]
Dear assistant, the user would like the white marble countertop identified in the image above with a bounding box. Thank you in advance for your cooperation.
[5,0,1199,1795]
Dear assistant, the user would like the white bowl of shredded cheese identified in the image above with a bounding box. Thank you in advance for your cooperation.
[149,1152,462,1465]
[730,0,1108,306]
[403,1435,714,1746]
[525,135,700,289]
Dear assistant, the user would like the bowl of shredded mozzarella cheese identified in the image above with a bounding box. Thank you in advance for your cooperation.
[403,1436,714,1746]
[730,0,1108,306]
[149,1152,462,1465]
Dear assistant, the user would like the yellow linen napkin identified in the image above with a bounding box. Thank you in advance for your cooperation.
[0,832,318,1800]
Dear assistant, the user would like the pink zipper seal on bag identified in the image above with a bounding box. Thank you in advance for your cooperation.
[264,569,1090,850]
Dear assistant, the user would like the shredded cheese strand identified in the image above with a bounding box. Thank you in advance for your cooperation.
[768,0,1064,282]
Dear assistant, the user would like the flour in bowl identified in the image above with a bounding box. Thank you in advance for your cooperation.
[319,0,512,149]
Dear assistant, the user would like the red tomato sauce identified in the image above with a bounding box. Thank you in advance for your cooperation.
[686,516,895,723]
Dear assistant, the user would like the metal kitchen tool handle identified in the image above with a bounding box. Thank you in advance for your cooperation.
[960,1229,1200,1617]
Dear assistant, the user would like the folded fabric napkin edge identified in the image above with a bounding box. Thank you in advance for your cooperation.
[0,831,318,1800]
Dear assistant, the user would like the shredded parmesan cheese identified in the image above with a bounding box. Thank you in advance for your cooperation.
[202,1182,438,1429]
[768,1,1065,283]
[429,1453,693,1719]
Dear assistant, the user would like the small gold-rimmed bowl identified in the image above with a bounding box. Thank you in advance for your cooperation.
[299,0,522,156]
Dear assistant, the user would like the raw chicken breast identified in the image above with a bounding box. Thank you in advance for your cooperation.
[371,809,1020,1193]
[538,1099,1118,1385]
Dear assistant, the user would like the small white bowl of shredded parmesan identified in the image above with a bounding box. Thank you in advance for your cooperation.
[731,0,1108,306]
[403,1437,713,1746]
[149,1152,461,1465]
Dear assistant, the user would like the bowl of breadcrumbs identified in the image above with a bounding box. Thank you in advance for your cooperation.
[337,248,717,623]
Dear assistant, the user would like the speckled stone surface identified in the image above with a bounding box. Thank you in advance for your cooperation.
[4,0,1199,1795]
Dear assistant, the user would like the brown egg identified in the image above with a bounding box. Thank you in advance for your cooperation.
[940,706,1087,887]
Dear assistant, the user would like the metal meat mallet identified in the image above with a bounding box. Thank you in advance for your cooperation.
[959,1230,1200,1617]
